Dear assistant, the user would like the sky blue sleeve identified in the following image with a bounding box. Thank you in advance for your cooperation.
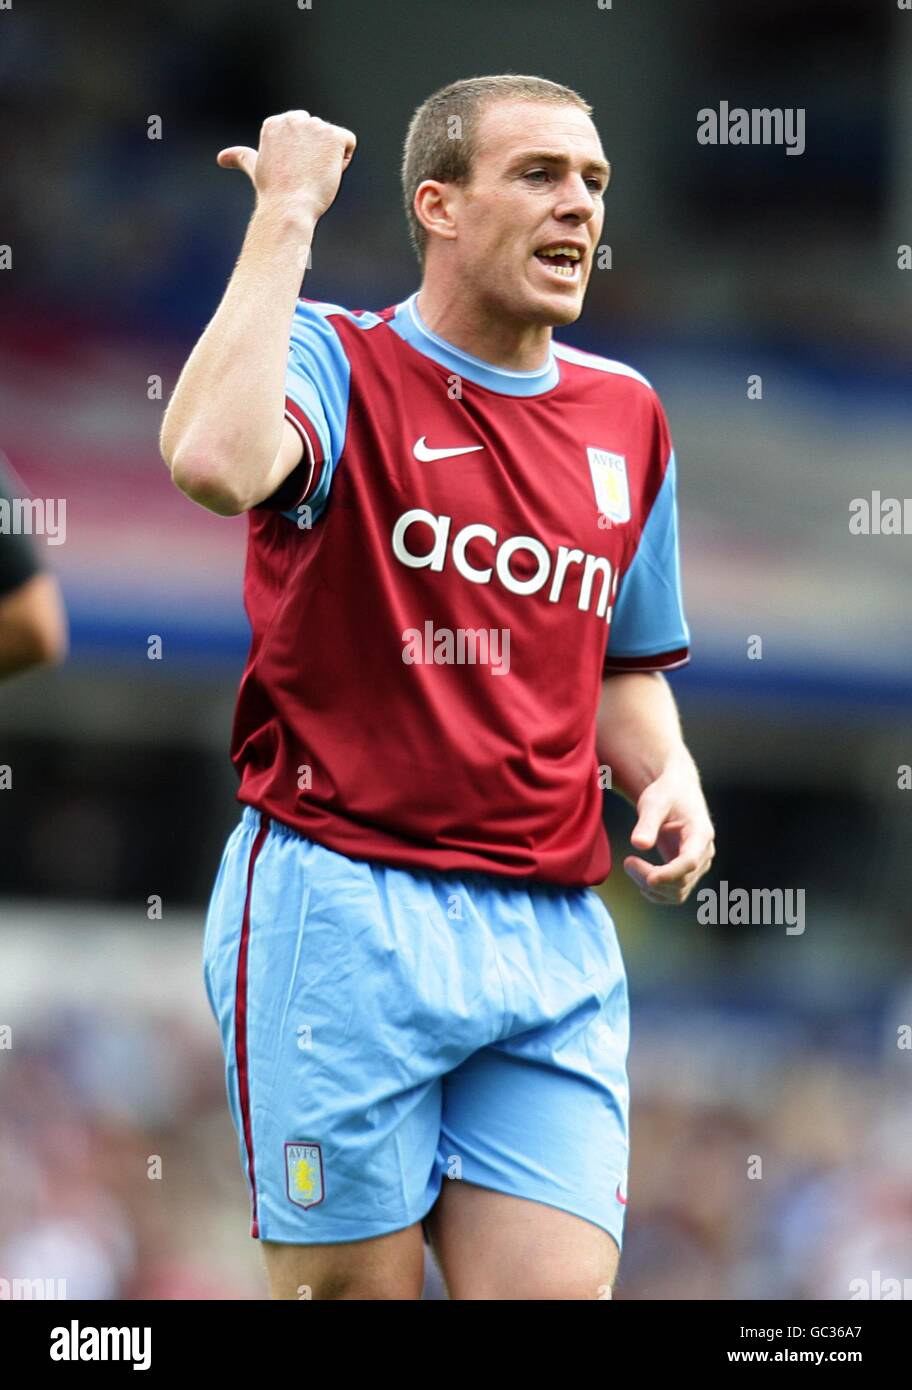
[260,299,352,523]
[604,447,691,671]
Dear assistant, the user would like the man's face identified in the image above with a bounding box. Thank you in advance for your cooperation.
[446,100,609,327]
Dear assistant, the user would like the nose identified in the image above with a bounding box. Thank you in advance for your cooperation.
[554,172,598,224]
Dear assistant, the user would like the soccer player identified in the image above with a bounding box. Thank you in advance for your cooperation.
[161,74,715,1300]
[0,459,68,681]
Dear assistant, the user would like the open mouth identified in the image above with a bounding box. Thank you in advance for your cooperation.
[533,245,583,281]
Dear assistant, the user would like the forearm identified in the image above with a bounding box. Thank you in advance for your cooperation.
[595,670,696,805]
[160,205,314,514]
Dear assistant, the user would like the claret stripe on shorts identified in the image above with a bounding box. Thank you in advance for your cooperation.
[234,812,270,1237]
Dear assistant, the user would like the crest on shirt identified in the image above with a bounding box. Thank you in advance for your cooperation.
[285,1142,325,1209]
[587,448,630,524]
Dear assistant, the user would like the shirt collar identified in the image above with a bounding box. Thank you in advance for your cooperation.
[387,291,560,397]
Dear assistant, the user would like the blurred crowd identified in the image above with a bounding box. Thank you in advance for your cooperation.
[622,1049,912,1300]
[0,1005,242,1299]
[1,3,398,337]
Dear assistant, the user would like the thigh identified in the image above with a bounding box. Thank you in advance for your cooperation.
[204,810,448,1249]
[261,1225,426,1300]
[427,885,630,1297]
[425,1182,619,1300]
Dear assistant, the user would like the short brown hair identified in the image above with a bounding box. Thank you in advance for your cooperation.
[401,75,593,265]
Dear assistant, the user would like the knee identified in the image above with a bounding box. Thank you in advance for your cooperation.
[262,1231,424,1301]
[450,1270,616,1300]
[289,1271,421,1300]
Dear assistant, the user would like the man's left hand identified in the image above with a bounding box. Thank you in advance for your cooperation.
[623,764,715,906]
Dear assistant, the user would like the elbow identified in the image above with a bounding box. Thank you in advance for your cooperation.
[168,450,252,516]
[38,614,69,668]
[0,574,69,681]
[10,629,66,678]
[30,579,69,669]
[27,625,68,673]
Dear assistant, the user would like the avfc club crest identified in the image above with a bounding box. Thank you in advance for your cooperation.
[285,1141,325,1209]
[587,448,630,525]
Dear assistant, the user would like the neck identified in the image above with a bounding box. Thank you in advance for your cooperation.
[415,283,553,373]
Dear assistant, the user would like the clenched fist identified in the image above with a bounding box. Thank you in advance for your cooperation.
[217,110,356,225]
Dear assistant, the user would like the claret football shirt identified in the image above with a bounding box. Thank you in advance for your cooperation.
[230,291,690,885]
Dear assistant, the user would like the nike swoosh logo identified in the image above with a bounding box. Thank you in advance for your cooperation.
[413,436,484,462]
[616,1182,628,1205]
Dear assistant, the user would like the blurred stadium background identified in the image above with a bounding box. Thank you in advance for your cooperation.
[1,0,910,1300]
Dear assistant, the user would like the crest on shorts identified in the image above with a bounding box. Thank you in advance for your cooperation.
[587,448,630,524]
[285,1141,325,1209]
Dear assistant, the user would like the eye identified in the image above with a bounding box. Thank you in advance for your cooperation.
[586,178,605,194]
[524,169,551,183]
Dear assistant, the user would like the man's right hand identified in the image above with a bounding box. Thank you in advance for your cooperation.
[217,111,357,225]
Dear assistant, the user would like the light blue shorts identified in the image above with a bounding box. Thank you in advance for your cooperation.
[203,806,631,1250]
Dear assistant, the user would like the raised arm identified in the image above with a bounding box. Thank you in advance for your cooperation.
[160,111,356,515]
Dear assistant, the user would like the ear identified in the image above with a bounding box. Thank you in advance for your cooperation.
[413,179,460,247]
